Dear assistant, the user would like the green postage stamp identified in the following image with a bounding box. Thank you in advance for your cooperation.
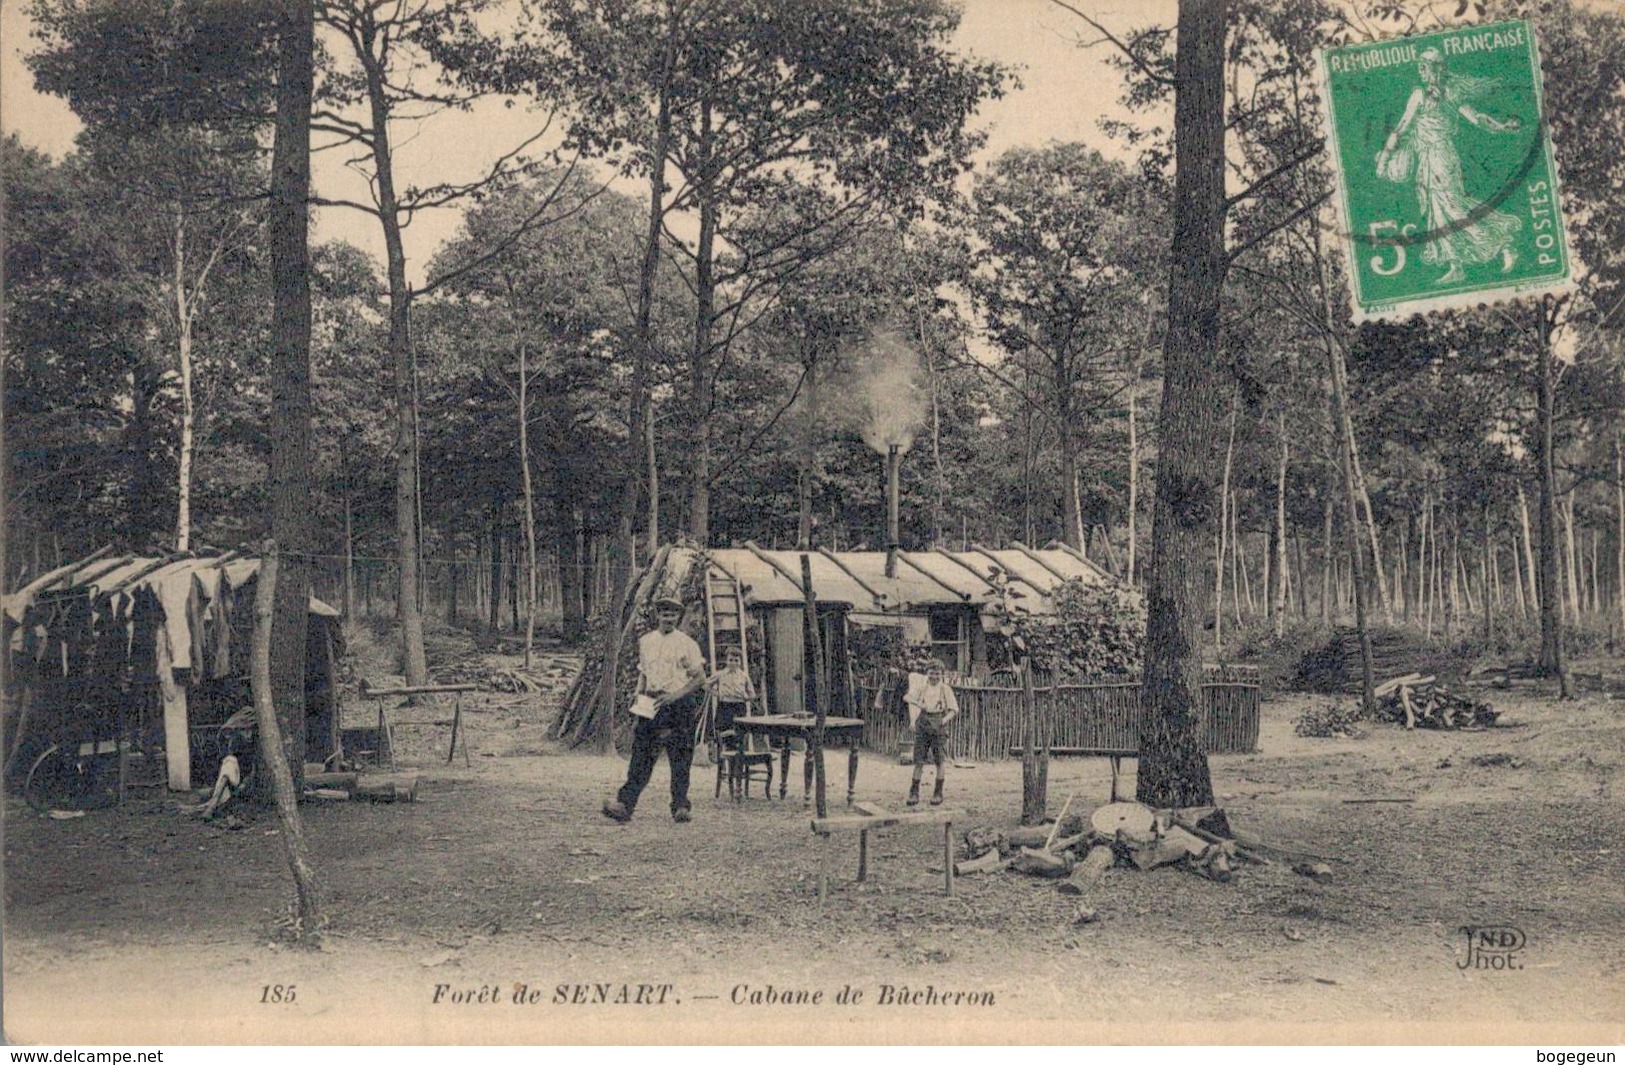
[1317,20,1575,322]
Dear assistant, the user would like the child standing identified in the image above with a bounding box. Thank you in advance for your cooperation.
[706,645,758,737]
[904,659,958,806]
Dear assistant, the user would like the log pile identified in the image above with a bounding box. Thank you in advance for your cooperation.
[954,802,1249,886]
[1373,674,1498,730]
[1294,700,1367,739]
[1293,628,1454,694]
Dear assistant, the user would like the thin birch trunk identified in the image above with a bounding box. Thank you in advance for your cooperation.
[1518,482,1539,610]
[173,216,194,553]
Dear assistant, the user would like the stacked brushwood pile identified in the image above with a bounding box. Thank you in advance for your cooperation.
[1373,673,1498,730]
[550,546,705,748]
[1292,627,1456,693]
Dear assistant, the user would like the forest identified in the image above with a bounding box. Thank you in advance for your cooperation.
[12,0,1625,676]
[5,0,1624,700]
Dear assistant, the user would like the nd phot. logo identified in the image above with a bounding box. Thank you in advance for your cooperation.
[1457,925,1526,970]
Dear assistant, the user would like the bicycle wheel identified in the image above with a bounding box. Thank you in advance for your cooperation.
[23,744,77,813]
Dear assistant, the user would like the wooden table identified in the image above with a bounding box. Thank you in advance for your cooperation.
[730,715,865,806]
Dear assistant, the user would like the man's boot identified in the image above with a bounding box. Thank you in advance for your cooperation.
[907,780,921,807]
[930,779,945,806]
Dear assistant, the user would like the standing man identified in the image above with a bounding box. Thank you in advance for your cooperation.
[602,596,706,824]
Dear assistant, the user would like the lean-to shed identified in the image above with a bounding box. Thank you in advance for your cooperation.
[3,547,343,794]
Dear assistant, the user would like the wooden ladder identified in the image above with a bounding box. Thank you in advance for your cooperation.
[697,564,747,747]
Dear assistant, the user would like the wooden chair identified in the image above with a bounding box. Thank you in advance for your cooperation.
[713,701,774,801]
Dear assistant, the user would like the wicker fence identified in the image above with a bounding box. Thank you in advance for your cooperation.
[858,668,1261,763]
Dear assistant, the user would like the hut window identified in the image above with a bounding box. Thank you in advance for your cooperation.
[927,608,970,674]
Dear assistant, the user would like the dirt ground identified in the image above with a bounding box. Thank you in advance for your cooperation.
[4,654,1624,1045]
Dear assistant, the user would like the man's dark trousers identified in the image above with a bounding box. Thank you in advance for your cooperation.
[616,691,699,815]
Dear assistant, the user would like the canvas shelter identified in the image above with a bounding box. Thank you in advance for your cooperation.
[3,547,343,794]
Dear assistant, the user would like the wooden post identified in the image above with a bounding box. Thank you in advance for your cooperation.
[800,554,828,820]
[1019,653,1046,825]
[943,821,955,896]
[251,543,323,936]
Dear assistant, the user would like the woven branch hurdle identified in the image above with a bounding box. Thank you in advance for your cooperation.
[858,671,1261,762]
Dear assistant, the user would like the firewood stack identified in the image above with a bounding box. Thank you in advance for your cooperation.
[1374,673,1498,730]
[1294,628,1452,694]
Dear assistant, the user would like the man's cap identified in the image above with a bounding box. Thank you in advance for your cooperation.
[654,596,684,613]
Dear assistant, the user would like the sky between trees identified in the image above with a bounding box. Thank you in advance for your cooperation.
[0,0,1177,284]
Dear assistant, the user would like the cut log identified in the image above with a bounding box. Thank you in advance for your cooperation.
[1373,673,1431,698]
[354,774,419,803]
[954,850,1008,876]
[1012,847,1073,877]
[1005,815,1086,850]
[1073,844,1114,889]
[304,771,360,790]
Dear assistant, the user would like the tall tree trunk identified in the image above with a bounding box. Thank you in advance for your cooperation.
[358,26,427,689]
[1058,367,1085,553]
[340,435,356,620]
[1616,436,1625,638]
[1535,298,1570,694]
[1349,442,1392,622]
[1562,492,1581,625]
[797,343,818,549]
[262,0,318,928]
[646,394,659,552]
[488,509,502,634]
[250,544,321,933]
[173,216,195,553]
[1126,364,1139,584]
[687,99,717,546]
[1213,395,1237,650]
[1320,493,1334,623]
[556,501,584,643]
[1482,500,1495,647]
[1272,411,1289,636]
[1136,0,1226,811]
[593,43,674,749]
[1316,228,1374,712]
[519,341,537,669]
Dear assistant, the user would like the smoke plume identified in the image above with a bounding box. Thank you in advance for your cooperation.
[844,326,927,455]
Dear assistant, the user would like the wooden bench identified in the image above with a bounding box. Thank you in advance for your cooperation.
[809,800,962,904]
[1008,746,1136,801]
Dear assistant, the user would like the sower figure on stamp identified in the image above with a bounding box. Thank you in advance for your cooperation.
[1377,47,1524,286]
[904,659,958,806]
[602,596,706,824]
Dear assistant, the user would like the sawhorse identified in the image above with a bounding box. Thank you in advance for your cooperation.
[1009,746,1137,801]
[809,800,961,904]
[359,682,477,768]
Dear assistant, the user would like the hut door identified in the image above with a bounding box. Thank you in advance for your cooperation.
[766,608,805,716]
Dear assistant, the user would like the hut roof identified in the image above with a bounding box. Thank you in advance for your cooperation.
[701,543,1111,621]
